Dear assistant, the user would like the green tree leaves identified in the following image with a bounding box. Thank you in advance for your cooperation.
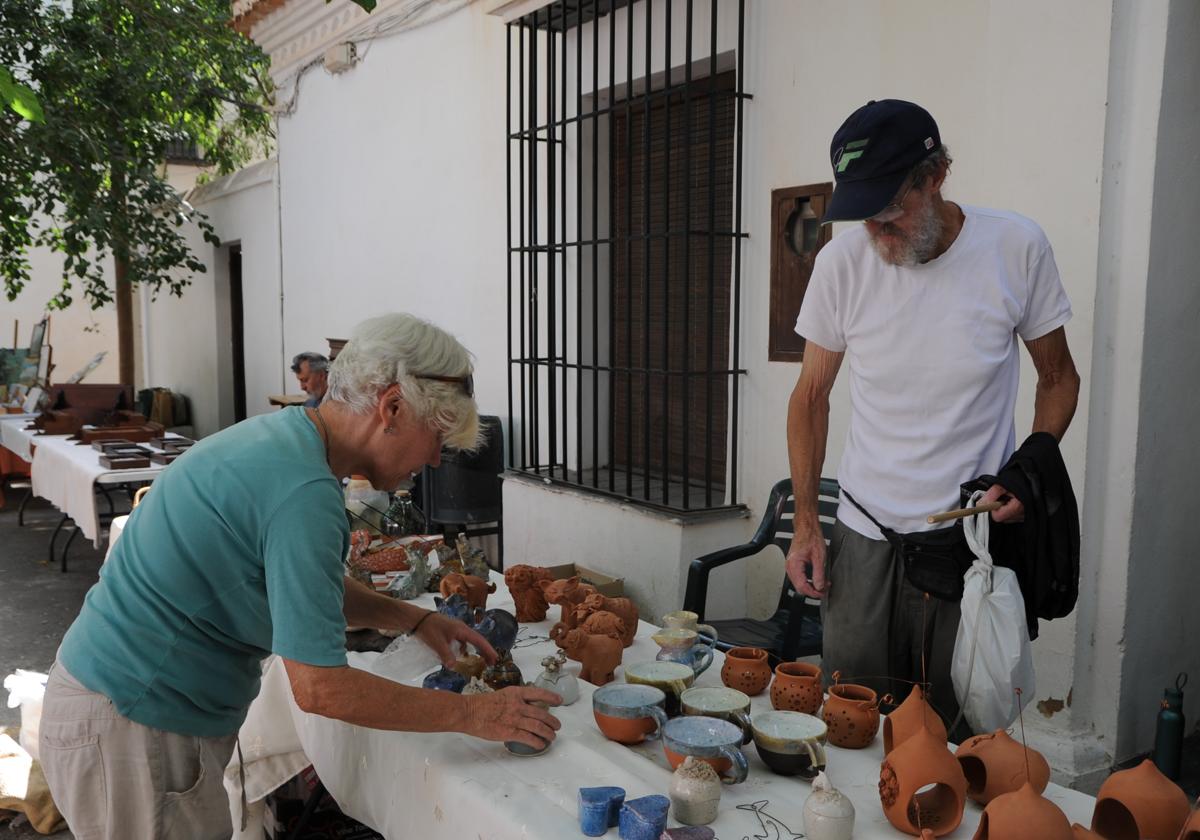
[0,66,44,122]
[0,0,274,311]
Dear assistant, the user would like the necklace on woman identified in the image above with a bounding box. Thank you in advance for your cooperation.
[313,404,333,467]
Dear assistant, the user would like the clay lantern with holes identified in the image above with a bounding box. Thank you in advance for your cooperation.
[955,729,1050,805]
[878,725,967,837]
[972,782,1072,840]
[884,684,947,755]
[823,673,885,750]
[1090,759,1189,840]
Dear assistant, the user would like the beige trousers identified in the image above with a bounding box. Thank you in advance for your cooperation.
[39,663,237,840]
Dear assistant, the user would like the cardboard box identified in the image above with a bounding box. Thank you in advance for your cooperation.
[544,563,624,598]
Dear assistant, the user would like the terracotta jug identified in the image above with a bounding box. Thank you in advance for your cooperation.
[770,661,823,715]
[878,725,967,837]
[972,782,1072,839]
[955,729,1050,805]
[720,647,771,696]
[1091,759,1189,840]
[884,684,948,755]
[823,673,886,749]
[1180,805,1200,840]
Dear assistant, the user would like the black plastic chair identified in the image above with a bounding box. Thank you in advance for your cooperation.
[418,415,504,569]
[682,477,839,665]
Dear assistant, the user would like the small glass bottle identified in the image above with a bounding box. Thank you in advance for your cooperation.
[383,489,425,536]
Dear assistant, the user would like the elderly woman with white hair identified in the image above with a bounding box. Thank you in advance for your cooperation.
[39,314,561,840]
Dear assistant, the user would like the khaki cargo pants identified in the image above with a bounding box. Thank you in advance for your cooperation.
[39,663,237,840]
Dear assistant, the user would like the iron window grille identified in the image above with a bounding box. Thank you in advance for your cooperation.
[506,0,749,513]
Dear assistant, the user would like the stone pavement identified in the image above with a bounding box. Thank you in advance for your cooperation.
[1,494,105,839]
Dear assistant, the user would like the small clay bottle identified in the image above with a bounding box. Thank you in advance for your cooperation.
[532,650,580,705]
[669,756,722,826]
[802,772,855,840]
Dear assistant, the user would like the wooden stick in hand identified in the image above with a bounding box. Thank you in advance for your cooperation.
[926,501,1004,524]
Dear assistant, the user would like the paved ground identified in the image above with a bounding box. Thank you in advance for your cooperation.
[1,494,106,839]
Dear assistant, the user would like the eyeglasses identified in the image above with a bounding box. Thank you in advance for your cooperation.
[867,178,917,224]
[414,373,474,398]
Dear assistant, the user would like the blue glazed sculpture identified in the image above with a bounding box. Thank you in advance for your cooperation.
[475,608,519,653]
[578,786,626,837]
[422,666,467,693]
[435,593,482,626]
[618,794,670,840]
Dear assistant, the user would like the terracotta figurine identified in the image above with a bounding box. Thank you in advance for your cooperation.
[439,573,496,610]
[539,575,598,631]
[554,626,623,686]
[504,564,554,622]
[579,592,639,647]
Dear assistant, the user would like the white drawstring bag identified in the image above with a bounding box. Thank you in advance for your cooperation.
[950,491,1035,733]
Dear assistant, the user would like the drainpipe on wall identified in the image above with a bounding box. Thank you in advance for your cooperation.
[275,114,287,394]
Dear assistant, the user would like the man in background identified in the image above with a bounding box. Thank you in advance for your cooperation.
[291,351,329,407]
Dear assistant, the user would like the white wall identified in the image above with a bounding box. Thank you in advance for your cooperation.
[144,159,282,437]
[1119,0,1200,756]
[1,246,119,387]
[205,0,1200,783]
[273,4,512,422]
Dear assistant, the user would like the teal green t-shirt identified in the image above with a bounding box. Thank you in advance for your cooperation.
[59,408,349,737]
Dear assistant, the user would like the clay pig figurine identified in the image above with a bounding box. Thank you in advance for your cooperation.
[579,592,638,647]
[539,575,598,631]
[504,564,554,622]
[439,573,496,610]
[554,626,623,686]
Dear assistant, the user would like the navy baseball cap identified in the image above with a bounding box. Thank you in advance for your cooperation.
[822,99,940,224]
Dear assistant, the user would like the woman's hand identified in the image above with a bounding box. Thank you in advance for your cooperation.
[414,611,498,666]
[461,686,562,750]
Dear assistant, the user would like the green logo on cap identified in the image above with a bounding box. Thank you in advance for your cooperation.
[834,138,870,173]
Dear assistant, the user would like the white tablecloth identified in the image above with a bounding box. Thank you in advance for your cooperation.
[30,435,173,547]
[235,579,1098,840]
[0,415,39,463]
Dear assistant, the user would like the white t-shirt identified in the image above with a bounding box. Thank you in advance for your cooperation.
[794,205,1072,539]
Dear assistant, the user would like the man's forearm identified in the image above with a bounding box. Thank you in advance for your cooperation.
[787,384,830,524]
[342,575,429,632]
[1031,367,1080,441]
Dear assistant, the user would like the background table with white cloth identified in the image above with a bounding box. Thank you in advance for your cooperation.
[29,433,174,548]
[0,414,38,463]
[233,574,1098,840]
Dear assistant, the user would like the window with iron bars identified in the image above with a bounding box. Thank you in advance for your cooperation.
[506,0,748,513]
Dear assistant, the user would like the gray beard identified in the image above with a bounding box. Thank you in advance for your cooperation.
[869,199,945,266]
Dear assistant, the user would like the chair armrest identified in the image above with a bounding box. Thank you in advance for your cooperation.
[682,542,769,619]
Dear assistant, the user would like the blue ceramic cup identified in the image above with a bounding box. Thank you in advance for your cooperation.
[592,683,668,745]
[662,715,749,784]
[578,786,625,836]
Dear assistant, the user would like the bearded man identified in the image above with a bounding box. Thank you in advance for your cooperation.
[785,100,1080,733]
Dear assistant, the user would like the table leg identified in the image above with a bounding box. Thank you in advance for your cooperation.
[61,525,81,573]
[47,513,70,565]
[17,487,32,526]
[288,780,328,840]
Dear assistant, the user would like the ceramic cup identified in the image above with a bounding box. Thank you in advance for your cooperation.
[505,699,551,756]
[651,627,715,678]
[680,686,753,745]
[662,715,749,784]
[751,710,828,779]
[661,610,720,645]
[623,661,695,717]
[592,683,669,745]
